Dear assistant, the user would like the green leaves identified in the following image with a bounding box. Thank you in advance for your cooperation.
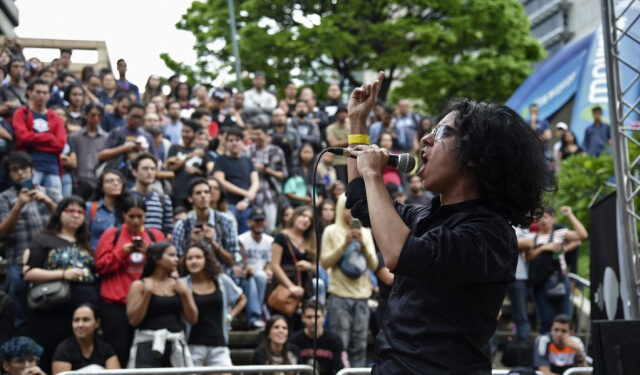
[161,0,543,106]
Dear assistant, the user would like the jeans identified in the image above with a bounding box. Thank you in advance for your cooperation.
[240,270,268,326]
[328,294,369,367]
[4,264,28,335]
[228,204,251,235]
[533,277,571,334]
[189,345,232,366]
[507,280,531,342]
[32,170,62,193]
[262,201,278,234]
[313,277,327,306]
[61,172,73,197]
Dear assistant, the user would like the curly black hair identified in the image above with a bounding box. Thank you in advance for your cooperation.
[437,99,555,228]
[0,336,43,362]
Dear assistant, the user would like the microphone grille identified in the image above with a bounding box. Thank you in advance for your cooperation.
[397,153,416,173]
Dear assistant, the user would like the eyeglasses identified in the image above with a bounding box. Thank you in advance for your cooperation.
[430,124,458,142]
[64,208,86,216]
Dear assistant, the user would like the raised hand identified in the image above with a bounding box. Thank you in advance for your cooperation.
[348,71,384,124]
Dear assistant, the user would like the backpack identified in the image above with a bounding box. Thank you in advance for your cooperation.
[95,128,131,178]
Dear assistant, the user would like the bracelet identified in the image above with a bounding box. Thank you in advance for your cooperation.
[348,134,370,145]
[226,313,233,323]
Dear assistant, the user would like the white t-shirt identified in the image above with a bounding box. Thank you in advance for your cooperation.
[238,231,274,271]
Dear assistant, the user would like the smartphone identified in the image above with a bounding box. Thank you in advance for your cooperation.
[132,236,143,248]
[20,178,35,191]
[351,218,362,229]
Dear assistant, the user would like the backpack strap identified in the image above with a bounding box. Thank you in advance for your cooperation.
[145,228,156,244]
[90,201,99,224]
[112,226,122,247]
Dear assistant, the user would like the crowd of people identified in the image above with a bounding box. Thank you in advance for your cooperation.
[0,45,433,375]
[0,43,603,375]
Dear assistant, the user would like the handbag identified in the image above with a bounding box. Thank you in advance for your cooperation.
[267,237,303,317]
[27,280,71,310]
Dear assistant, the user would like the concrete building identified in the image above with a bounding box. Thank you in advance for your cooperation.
[521,0,602,56]
[0,0,18,37]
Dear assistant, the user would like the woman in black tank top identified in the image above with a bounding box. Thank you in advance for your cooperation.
[178,240,247,366]
[126,242,198,368]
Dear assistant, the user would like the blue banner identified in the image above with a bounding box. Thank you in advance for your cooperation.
[506,33,592,121]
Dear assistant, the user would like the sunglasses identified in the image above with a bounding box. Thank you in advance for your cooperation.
[430,124,458,142]
[64,208,86,216]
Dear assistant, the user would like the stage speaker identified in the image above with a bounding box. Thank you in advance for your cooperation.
[589,192,624,320]
[591,320,640,375]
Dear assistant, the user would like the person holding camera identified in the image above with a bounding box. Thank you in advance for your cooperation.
[320,194,378,367]
[0,152,61,336]
[94,195,165,366]
[172,178,241,277]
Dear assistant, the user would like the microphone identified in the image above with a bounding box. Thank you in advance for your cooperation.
[326,147,416,173]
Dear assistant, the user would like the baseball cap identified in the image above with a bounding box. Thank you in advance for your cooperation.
[250,207,266,220]
[555,122,568,131]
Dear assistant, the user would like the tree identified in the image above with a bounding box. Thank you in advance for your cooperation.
[162,0,544,110]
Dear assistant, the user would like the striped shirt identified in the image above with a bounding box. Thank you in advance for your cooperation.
[130,189,173,236]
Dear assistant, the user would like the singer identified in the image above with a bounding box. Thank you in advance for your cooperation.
[345,72,554,375]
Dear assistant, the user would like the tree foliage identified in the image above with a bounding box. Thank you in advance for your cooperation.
[162,0,544,111]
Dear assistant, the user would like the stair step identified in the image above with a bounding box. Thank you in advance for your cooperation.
[230,348,256,366]
[229,330,262,347]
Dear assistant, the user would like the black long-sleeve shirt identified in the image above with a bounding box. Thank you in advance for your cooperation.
[346,177,517,375]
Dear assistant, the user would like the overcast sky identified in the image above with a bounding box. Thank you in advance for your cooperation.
[14,0,198,88]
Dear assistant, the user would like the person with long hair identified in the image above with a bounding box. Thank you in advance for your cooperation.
[270,206,316,318]
[94,194,165,366]
[556,130,584,169]
[126,242,197,368]
[52,303,121,374]
[208,176,235,224]
[174,82,194,111]
[521,206,587,334]
[284,143,324,207]
[272,205,294,236]
[23,195,99,374]
[252,315,298,375]
[141,75,162,104]
[86,169,127,249]
[64,83,86,128]
[178,241,246,366]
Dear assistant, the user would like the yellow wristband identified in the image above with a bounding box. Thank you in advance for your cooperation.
[348,134,370,145]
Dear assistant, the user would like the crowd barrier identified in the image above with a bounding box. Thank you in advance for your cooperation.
[58,365,592,375]
[562,367,593,375]
[58,364,313,375]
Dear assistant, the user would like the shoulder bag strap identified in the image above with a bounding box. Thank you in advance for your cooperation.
[283,234,302,287]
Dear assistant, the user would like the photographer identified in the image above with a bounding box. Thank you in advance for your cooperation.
[320,194,378,367]
[94,195,165,365]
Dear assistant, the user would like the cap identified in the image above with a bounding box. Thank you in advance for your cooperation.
[555,122,568,131]
[249,207,266,220]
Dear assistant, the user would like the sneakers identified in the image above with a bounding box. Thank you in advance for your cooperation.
[250,320,266,330]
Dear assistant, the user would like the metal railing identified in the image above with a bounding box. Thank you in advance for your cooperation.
[59,364,314,375]
[336,369,372,375]
[563,367,593,375]
[336,369,547,375]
